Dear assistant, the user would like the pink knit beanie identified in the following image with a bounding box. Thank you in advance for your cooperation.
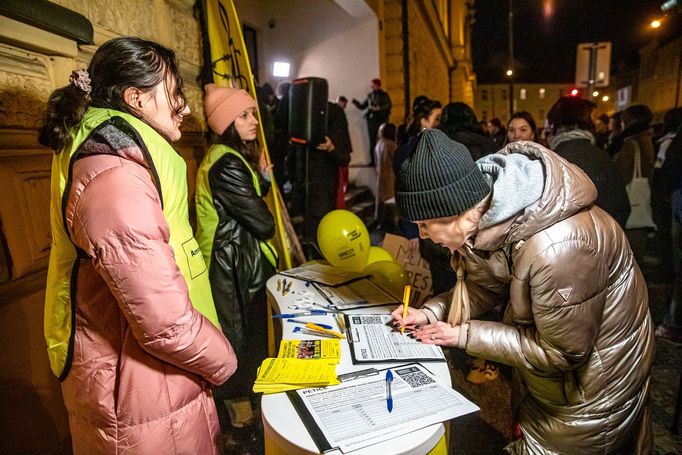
[204,83,257,135]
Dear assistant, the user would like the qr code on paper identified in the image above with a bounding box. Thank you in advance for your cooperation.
[352,315,383,324]
[396,366,435,388]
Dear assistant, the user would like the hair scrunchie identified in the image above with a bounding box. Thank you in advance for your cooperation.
[69,69,91,94]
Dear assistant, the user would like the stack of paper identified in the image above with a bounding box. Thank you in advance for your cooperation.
[253,358,339,394]
[277,339,341,362]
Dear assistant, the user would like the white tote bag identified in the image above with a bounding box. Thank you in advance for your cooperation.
[625,140,656,229]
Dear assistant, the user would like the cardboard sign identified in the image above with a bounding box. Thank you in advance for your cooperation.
[381,233,433,306]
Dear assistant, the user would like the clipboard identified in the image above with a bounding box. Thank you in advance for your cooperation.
[286,363,430,454]
[313,279,399,311]
[345,314,446,364]
[279,263,368,287]
[286,363,478,454]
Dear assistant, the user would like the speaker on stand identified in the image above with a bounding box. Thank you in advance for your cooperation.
[288,77,328,259]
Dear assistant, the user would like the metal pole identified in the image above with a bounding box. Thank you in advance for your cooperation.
[588,44,597,100]
[675,38,682,107]
[508,0,514,119]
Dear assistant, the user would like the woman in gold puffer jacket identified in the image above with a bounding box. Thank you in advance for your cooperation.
[393,130,654,454]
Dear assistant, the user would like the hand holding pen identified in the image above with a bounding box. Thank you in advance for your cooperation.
[400,285,411,334]
[391,306,428,333]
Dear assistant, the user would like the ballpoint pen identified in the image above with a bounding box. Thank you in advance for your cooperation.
[293,327,338,338]
[401,285,412,334]
[304,322,345,339]
[287,319,334,330]
[335,313,346,332]
[312,302,340,313]
[386,369,393,412]
[272,310,328,318]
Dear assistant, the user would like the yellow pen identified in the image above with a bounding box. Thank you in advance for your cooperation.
[401,285,412,334]
[305,322,346,339]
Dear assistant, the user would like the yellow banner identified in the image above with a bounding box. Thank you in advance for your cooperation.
[203,0,303,269]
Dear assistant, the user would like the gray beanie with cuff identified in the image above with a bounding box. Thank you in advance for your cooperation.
[396,129,490,221]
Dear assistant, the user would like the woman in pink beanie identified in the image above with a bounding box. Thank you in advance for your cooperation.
[195,84,277,440]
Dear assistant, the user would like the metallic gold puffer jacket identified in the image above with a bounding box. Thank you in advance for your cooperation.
[423,142,654,454]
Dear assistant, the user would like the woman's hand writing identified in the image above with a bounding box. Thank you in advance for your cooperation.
[391,306,428,331]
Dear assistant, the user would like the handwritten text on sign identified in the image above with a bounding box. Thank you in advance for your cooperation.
[382,234,433,306]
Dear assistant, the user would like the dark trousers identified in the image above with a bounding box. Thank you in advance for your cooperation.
[367,119,382,166]
[665,191,682,330]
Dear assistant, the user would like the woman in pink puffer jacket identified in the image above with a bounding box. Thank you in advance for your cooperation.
[39,37,237,454]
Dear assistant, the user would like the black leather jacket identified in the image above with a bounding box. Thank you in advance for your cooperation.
[206,152,275,358]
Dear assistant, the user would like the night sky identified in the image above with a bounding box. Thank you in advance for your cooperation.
[472,0,679,83]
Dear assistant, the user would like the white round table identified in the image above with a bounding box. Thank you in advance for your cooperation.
[261,274,452,454]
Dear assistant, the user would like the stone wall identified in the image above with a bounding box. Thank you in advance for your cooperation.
[380,0,475,125]
[0,2,205,453]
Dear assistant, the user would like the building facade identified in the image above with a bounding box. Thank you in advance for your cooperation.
[0,1,476,452]
[634,36,682,118]
[375,0,477,125]
[475,82,613,126]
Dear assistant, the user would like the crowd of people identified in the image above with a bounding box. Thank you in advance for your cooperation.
[39,35,681,454]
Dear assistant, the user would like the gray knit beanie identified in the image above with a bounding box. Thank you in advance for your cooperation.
[396,129,490,221]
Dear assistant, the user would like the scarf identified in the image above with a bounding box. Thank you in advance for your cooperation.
[548,128,595,150]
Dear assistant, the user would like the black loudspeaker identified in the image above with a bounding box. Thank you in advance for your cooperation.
[289,77,328,146]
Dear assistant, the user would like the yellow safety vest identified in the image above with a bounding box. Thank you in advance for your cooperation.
[195,144,278,270]
[44,107,219,380]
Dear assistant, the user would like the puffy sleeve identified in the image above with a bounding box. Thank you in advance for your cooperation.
[465,239,607,373]
[69,157,237,386]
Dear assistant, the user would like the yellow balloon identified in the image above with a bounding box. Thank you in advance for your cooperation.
[363,260,409,297]
[317,210,370,272]
[367,246,394,264]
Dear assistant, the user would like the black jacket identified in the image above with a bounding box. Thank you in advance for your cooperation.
[352,89,392,123]
[449,129,496,161]
[554,138,631,228]
[206,152,275,367]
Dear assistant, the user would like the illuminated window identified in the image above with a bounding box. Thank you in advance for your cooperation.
[520,88,527,100]
[539,88,546,99]
[273,61,290,78]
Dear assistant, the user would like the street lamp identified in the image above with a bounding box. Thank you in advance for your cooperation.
[602,95,609,102]
[506,69,513,77]
[650,19,662,28]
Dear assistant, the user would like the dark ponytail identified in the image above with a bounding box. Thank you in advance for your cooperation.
[406,99,442,138]
[38,36,187,153]
[38,85,90,152]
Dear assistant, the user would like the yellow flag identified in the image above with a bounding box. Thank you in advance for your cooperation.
[202,0,303,269]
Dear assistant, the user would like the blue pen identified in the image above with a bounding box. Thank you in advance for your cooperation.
[386,370,393,412]
[272,310,327,318]
[287,319,333,329]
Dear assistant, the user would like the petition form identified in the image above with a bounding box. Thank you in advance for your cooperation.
[290,363,479,453]
[346,314,445,363]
